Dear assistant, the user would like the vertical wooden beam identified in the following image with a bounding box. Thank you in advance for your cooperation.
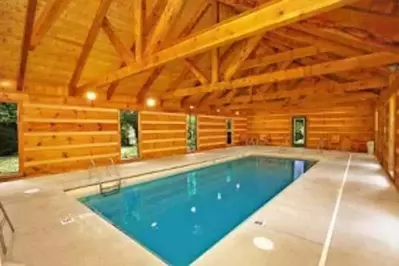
[211,1,220,84]
[144,0,185,56]
[69,0,113,95]
[30,0,72,49]
[133,0,144,62]
[18,0,37,91]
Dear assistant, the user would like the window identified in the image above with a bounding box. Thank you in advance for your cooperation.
[0,102,19,176]
[187,115,197,152]
[226,119,232,145]
[120,110,139,160]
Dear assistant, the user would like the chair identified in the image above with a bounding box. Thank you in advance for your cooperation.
[328,134,341,150]
[258,134,271,145]
[238,134,249,145]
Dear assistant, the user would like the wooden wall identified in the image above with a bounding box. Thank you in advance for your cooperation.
[21,102,120,175]
[232,117,248,145]
[247,105,375,152]
[139,111,187,159]
[197,115,227,150]
[375,93,397,186]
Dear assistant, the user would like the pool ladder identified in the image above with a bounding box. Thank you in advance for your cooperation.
[88,158,122,196]
[0,201,15,257]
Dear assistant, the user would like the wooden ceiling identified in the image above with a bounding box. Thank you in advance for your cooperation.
[0,0,398,113]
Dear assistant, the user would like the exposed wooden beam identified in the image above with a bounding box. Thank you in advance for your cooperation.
[275,27,362,57]
[223,34,263,80]
[317,7,399,42]
[216,0,253,12]
[184,59,209,85]
[107,0,164,99]
[102,17,135,64]
[133,0,145,61]
[30,0,71,49]
[18,0,38,91]
[219,77,388,105]
[228,92,377,110]
[69,0,113,95]
[144,0,185,56]
[78,0,358,92]
[241,45,329,71]
[135,1,211,102]
[136,67,164,103]
[163,52,398,99]
[211,1,220,83]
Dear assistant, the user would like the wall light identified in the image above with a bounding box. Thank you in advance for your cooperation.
[0,79,13,88]
[189,105,195,110]
[86,91,97,101]
[235,111,240,115]
[216,109,220,113]
[146,98,156,108]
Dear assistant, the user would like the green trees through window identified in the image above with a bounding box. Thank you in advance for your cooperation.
[120,110,139,160]
[187,115,197,152]
[0,102,18,175]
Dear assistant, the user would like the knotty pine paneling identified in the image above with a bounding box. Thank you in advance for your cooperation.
[198,115,227,150]
[248,106,374,152]
[139,111,187,159]
[232,117,248,144]
[22,103,120,175]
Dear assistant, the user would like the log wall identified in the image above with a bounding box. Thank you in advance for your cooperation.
[232,117,248,144]
[197,115,227,150]
[375,93,397,186]
[22,102,120,175]
[248,105,375,152]
[139,111,187,159]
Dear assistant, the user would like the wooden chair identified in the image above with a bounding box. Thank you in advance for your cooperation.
[258,134,271,145]
[328,134,341,150]
[238,134,249,145]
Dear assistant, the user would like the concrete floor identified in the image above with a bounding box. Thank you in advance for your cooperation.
[0,146,398,266]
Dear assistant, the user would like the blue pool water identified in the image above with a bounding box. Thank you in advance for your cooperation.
[81,156,315,265]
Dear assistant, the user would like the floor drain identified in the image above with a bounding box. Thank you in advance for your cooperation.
[254,220,264,226]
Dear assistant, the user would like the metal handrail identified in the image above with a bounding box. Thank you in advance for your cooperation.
[88,158,122,196]
[0,201,15,256]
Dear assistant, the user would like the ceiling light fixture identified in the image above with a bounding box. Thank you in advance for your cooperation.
[146,98,156,108]
[86,91,97,101]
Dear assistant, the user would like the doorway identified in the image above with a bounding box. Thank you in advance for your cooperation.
[0,102,19,176]
[120,110,139,160]
[226,119,232,145]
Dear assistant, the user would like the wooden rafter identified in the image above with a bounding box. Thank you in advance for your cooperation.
[163,52,398,99]
[69,0,113,95]
[184,59,209,85]
[107,0,164,100]
[30,0,72,49]
[78,0,359,92]
[219,77,388,105]
[102,17,135,64]
[144,0,185,57]
[136,67,164,103]
[136,1,211,103]
[228,92,377,110]
[317,7,399,42]
[223,34,263,80]
[241,45,329,71]
[17,0,37,91]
